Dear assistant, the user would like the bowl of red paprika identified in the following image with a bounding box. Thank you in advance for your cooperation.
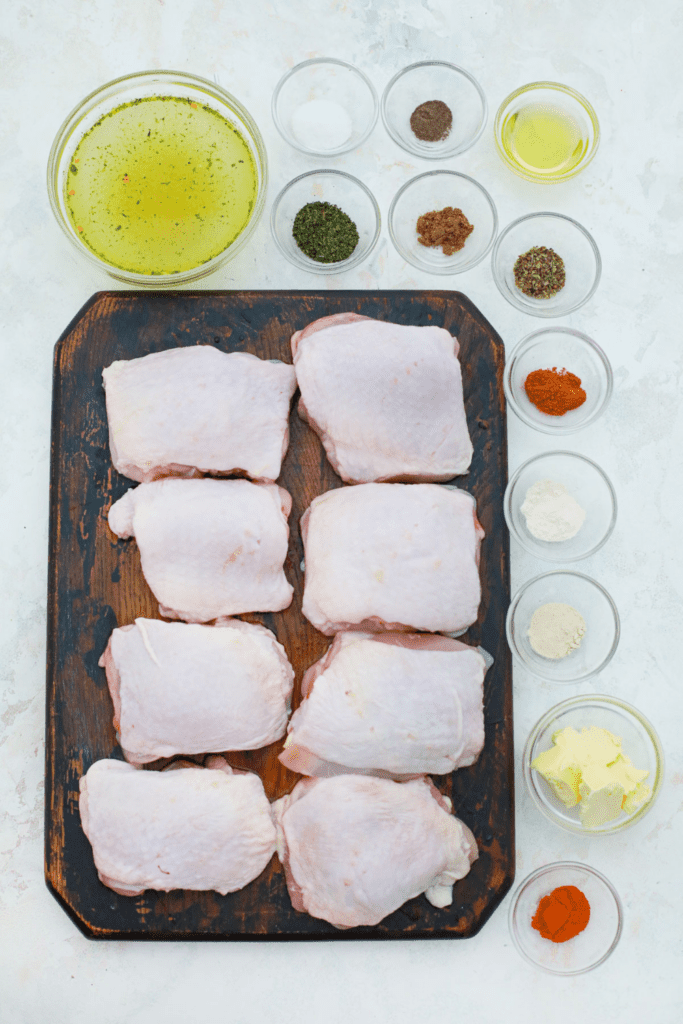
[509,862,623,974]
[504,327,613,434]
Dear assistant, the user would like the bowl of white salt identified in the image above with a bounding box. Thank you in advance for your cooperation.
[506,571,620,682]
[272,58,378,157]
[504,451,617,562]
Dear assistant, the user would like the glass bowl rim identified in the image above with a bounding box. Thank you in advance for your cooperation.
[491,210,602,317]
[504,325,613,434]
[269,167,381,275]
[494,80,600,183]
[380,60,488,158]
[508,859,623,974]
[503,449,618,561]
[388,169,498,274]
[271,57,379,156]
[522,693,665,834]
[46,68,268,287]
[505,569,621,681]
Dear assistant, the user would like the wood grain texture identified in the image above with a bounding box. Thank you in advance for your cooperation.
[45,290,514,940]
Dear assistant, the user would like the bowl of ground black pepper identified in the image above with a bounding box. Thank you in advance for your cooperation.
[381,61,487,159]
[388,170,497,274]
[492,212,601,316]
[505,328,613,434]
[270,169,380,274]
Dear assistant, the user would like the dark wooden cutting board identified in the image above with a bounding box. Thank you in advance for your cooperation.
[45,290,514,940]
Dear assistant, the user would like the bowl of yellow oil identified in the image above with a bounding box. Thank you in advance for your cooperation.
[48,71,267,285]
[494,82,599,183]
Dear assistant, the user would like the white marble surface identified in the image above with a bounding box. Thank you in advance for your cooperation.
[2,0,682,1019]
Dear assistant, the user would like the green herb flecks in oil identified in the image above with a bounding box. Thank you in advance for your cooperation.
[65,95,258,275]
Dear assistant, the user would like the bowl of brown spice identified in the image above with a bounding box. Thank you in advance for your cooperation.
[505,328,613,434]
[270,169,380,274]
[492,212,601,317]
[388,170,497,274]
[381,61,487,159]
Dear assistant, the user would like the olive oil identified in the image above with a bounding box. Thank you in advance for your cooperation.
[501,103,586,177]
[66,96,258,274]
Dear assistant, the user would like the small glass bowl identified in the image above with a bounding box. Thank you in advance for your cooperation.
[506,571,619,682]
[272,58,378,157]
[270,169,380,274]
[505,328,612,434]
[388,171,497,275]
[509,862,622,974]
[381,61,487,159]
[492,212,601,317]
[47,70,267,287]
[524,695,664,835]
[504,451,617,562]
[494,81,600,183]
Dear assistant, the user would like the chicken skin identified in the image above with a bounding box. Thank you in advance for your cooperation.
[273,774,478,928]
[301,482,484,635]
[79,757,276,897]
[108,478,293,622]
[291,313,472,484]
[103,345,297,483]
[279,632,487,778]
[100,618,294,764]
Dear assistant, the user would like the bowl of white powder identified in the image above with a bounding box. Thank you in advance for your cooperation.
[272,58,378,156]
[504,451,617,562]
[506,571,620,682]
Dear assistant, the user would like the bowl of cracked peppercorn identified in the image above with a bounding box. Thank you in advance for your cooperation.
[505,328,613,434]
[492,211,601,317]
[270,169,380,274]
[381,61,487,159]
[388,170,497,275]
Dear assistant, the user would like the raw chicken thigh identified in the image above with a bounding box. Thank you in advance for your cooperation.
[291,313,473,483]
[103,345,297,483]
[99,618,294,764]
[108,478,293,622]
[301,482,484,635]
[279,632,487,778]
[79,757,276,896]
[273,774,478,929]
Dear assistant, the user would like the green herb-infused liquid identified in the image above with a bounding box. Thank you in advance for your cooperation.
[66,96,258,274]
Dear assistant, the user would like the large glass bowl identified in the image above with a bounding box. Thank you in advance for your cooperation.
[523,695,664,835]
[47,70,268,286]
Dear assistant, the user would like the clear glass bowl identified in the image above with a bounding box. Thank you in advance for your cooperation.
[47,70,267,287]
[492,212,601,317]
[381,61,487,159]
[506,571,619,682]
[505,328,613,434]
[494,81,600,183]
[270,169,380,274]
[509,862,622,974]
[524,695,664,834]
[388,171,497,274]
[272,58,378,157]
[504,451,617,562]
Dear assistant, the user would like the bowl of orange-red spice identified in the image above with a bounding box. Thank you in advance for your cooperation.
[504,327,613,434]
[509,861,623,974]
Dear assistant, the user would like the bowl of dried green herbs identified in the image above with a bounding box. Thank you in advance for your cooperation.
[492,212,601,317]
[270,169,380,274]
